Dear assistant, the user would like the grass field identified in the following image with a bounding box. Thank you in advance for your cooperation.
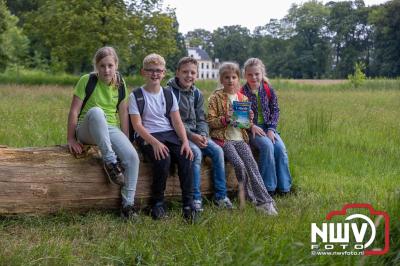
[0,80,399,265]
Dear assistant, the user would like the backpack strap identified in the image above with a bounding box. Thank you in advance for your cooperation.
[129,87,145,142]
[193,87,200,107]
[237,91,244,102]
[163,88,174,121]
[263,81,272,101]
[133,87,145,116]
[78,73,98,118]
[171,87,180,103]
[116,72,126,112]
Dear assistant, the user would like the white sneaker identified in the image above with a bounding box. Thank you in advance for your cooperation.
[256,202,278,216]
[193,199,204,212]
[215,197,234,209]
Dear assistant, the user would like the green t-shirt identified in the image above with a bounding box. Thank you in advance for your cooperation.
[74,74,128,126]
[256,90,264,125]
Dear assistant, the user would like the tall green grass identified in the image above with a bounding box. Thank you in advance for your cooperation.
[0,80,399,265]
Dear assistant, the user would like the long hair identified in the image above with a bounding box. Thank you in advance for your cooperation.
[243,57,270,84]
[93,46,120,88]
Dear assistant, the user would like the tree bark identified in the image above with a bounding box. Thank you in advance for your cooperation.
[0,145,238,215]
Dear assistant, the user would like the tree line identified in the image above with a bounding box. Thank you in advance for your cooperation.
[0,0,399,78]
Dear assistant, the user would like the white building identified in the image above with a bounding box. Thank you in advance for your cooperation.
[187,47,220,80]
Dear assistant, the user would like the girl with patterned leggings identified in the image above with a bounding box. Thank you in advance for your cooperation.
[207,62,278,216]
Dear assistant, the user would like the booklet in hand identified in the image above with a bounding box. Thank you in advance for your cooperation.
[231,101,251,129]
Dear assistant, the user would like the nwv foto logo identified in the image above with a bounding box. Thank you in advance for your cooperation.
[311,203,390,256]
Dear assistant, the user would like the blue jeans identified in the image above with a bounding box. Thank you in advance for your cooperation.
[189,138,227,201]
[249,126,292,192]
[76,107,139,207]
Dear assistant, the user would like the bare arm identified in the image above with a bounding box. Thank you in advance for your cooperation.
[118,101,129,137]
[67,95,84,154]
[170,110,193,160]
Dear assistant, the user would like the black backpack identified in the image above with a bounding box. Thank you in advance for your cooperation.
[129,87,174,142]
[78,72,126,119]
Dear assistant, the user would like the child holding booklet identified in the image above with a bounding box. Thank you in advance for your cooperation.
[207,62,278,215]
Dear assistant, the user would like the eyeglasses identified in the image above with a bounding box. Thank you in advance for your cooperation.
[144,68,164,74]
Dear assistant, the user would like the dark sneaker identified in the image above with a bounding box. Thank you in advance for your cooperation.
[120,205,139,220]
[104,162,125,186]
[182,205,200,224]
[215,197,234,209]
[151,202,167,220]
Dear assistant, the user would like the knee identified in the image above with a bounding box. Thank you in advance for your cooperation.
[126,147,140,164]
[86,107,106,121]
[191,147,202,165]
[258,138,274,153]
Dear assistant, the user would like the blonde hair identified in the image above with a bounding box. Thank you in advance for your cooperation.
[243,57,270,83]
[219,62,241,81]
[93,46,120,87]
[143,53,166,69]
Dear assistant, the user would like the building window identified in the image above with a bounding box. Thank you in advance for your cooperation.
[212,73,214,78]
[206,73,209,78]
[206,64,209,69]
[201,62,204,69]
[201,73,204,79]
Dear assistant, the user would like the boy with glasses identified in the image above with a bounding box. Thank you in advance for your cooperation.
[129,53,197,222]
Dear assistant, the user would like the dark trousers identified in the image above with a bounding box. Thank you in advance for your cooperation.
[140,131,193,207]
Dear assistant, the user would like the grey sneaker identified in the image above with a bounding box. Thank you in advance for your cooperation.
[215,197,234,209]
[256,202,278,216]
[104,162,125,186]
[193,199,204,212]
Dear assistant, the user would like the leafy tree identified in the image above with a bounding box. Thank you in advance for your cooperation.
[212,25,251,66]
[0,0,29,71]
[165,10,187,71]
[0,0,8,71]
[326,0,371,78]
[185,29,214,57]
[369,0,400,77]
[348,62,366,87]
[5,0,40,26]
[285,1,330,78]
[24,0,131,74]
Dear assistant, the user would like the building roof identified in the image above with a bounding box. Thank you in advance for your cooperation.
[188,47,211,61]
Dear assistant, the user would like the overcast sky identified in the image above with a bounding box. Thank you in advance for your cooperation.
[162,0,389,34]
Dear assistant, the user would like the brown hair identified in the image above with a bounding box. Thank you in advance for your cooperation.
[177,56,198,70]
[93,46,120,87]
[219,62,240,81]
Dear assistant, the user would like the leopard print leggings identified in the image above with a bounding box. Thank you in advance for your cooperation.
[223,140,274,205]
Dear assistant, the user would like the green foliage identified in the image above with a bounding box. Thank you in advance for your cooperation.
[212,25,251,66]
[348,62,366,88]
[369,0,400,77]
[185,29,214,57]
[0,82,399,264]
[0,0,29,71]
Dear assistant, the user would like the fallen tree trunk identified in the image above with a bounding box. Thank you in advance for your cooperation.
[0,145,238,215]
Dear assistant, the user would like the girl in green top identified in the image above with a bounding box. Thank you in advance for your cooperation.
[67,46,139,219]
